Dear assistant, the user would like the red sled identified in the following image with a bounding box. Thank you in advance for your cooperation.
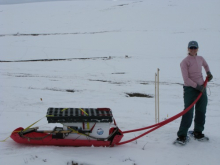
[10,108,124,147]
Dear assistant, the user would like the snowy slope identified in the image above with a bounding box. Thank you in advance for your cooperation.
[0,0,220,165]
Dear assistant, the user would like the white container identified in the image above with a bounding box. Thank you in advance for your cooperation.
[63,122,113,140]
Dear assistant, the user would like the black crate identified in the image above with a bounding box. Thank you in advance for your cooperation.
[46,108,113,123]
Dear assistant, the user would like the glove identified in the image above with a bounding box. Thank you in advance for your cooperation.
[196,84,205,93]
[207,71,213,82]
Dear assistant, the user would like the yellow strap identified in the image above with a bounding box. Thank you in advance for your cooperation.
[67,127,86,136]
[1,116,46,142]
[61,108,68,112]
[22,116,45,132]
[46,115,54,117]
[67,127,78,133]
[87,122,90,129]
[79,108,88,116]
[0,136,10,142]
[0,130,21,142]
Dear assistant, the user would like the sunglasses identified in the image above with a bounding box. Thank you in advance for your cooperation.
[189,47,198,50]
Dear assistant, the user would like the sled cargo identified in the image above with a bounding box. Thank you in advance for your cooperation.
[10,108,123,147]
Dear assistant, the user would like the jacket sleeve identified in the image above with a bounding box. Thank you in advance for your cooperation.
[180,60,197,88]
[201,57,210,73]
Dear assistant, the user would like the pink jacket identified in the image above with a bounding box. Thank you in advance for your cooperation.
[180,55,210,88]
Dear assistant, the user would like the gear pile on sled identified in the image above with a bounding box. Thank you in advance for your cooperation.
[11,108,123,147]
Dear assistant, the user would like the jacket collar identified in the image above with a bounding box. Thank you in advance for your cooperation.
[188,53,197,57]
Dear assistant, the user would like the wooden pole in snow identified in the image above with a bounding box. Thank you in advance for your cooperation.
[155,73,157,123]
[157,68,160,123]
[155,68,160,123]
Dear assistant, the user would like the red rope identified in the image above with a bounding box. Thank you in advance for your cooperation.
[117,78,208,145]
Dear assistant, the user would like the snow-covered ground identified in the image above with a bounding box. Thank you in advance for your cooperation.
[0,0,220,164]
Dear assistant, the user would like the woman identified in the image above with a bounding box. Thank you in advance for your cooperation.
[176,41,213,144]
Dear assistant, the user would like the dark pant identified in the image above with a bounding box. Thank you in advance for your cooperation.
[177,86,208,137]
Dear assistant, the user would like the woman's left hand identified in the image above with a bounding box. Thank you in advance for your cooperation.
[207,71,213,82]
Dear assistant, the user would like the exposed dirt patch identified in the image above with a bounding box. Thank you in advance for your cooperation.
[66,89,75,93]
[126,93,153,98]
[118,4,129,7]
[5,73,62,79]
[89,79,124,85]
[111,72,125,74]
[67,160,89,165]
[0,30,119,38]
[89,79,109,83]
[28,87,76,93]
[0,57,108,63]
[139,81,183,86]
[140,82,149,85]
[44,88,75,93]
